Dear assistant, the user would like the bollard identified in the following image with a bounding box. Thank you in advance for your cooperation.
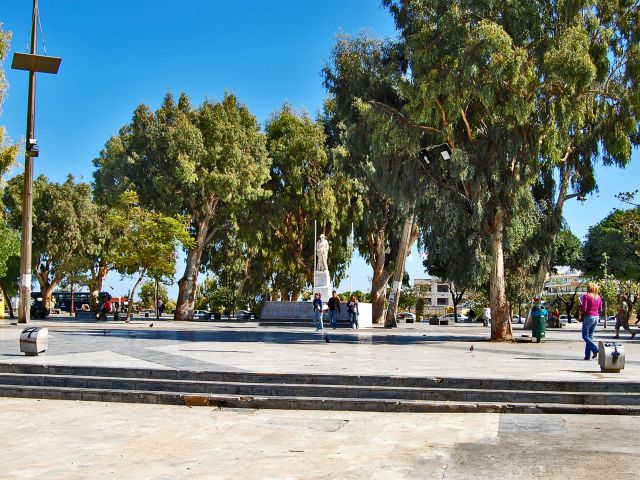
[598,341,625,373]
[19,327,48,356]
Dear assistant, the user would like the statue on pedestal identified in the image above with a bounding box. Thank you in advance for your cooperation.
[314,233,332,299]
[316,234,329,272]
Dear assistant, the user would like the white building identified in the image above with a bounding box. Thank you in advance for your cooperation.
[543,269,587,296]
[414,278,457,308]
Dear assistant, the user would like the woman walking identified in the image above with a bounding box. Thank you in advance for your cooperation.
[347,295,359,330]
[580,282,603,360]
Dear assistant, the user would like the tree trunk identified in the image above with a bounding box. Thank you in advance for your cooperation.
[126,269,146,322]
[175,215,211,321]
[87,262,109,312]
[0,281,14,319]
[488,209,513,341]
[371,279,390,325]
[34,267,59,311]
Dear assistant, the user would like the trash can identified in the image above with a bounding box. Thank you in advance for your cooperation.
[598,341,625,373]
[531,306,547,343]
[19,327,48,356]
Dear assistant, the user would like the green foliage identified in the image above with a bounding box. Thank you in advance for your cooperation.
[196,276,241,313]
[327,0,640,338]
[257,104,355,296]
[108,190,193,281]
[552,228,583,269]
[93,92,271,316]
[138,280,168,308]
[0,223,19,278]
[3,174,100,303]
[581,209,640,280]
[0,24,19,177]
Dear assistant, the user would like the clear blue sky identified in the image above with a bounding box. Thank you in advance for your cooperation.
[1,1,638,299]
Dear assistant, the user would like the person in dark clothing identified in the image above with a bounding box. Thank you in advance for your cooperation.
[312,293,324,331]
[327,290,340,329]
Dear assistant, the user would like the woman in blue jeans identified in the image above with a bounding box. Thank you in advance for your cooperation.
[580,282,603,360]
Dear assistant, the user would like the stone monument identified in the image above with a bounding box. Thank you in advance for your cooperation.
[314,234,332,299]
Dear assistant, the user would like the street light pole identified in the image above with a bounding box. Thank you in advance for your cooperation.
[12,0,61,323]
[18,0,39,324]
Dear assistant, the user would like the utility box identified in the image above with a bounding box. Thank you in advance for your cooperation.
[598,341,625,373]
[19,327,48,356]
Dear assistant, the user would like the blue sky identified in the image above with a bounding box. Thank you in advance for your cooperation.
[1,1,638,299]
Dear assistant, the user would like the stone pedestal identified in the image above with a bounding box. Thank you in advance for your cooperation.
[313,270,332,300]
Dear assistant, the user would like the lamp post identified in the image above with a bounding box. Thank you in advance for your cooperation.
[11,0,61,323]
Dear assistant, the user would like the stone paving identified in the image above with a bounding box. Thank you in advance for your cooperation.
[1,398,638,479]
[2,316,640,479]
[1,315,639,382]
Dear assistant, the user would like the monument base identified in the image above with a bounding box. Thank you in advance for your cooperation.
[313,270,332,299]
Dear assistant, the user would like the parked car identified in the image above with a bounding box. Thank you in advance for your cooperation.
[396,312,416,322]
[559,314,570,323]
[235,310,254,320]
[193,310,212,320]
[512,315,523,324]
[438,313,468,323]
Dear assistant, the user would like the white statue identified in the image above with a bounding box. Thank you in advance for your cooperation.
[316,234,329,272]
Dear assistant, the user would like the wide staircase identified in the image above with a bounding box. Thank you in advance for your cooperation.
[1,364,639,414]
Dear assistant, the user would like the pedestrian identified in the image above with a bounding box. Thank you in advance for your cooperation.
[614,294,636,339]
[157,298,165,317]
[312,293,324,331]
[580,282,603,360]
[552,308,560,328]
[482,306,491,327]
[327,290,341,329]
[347,295,359,330]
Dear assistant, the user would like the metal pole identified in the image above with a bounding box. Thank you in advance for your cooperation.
[313,220,317,293]
[349,222,353,297]
[18,0,39,324]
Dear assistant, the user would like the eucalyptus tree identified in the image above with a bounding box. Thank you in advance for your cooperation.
[262,104,355,299]
[322,37,419,324]
[340,0,640,340]
[93,92,271,320]
[4,175,98,309]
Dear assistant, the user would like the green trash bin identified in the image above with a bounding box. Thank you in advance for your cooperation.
[531,305,547,343]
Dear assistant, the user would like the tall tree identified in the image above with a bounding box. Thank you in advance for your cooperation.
[107,191,192,321]
[322,37,419,324]
[346,0,640,340]
[261,104,354,299]
[4,175,98,309]
[93,92,271,320]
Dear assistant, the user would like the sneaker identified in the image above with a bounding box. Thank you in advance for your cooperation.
[613,335,620,339]
[632,332,637,339]
[584,356,591,360]
[592,351,598,359]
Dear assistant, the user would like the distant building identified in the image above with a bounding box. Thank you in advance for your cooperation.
[543,269,587,296]
[414,278,460,309]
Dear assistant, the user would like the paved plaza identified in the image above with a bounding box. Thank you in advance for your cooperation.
[1,316,640,479]
[1,316,639,381]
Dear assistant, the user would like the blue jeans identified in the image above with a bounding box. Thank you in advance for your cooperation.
[349,312,358,329]
[582,315,599,358]
[313,310,324,330]
[328,310,339,328]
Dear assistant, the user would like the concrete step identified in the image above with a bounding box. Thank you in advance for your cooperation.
[1,364,639,413]
[1,373,639,406]
[2,364,639,393]
[1,384,639,415]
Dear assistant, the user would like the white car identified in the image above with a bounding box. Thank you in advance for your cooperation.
[193,310,211,320]
[439,313,468,323]
[512,315,523,324]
